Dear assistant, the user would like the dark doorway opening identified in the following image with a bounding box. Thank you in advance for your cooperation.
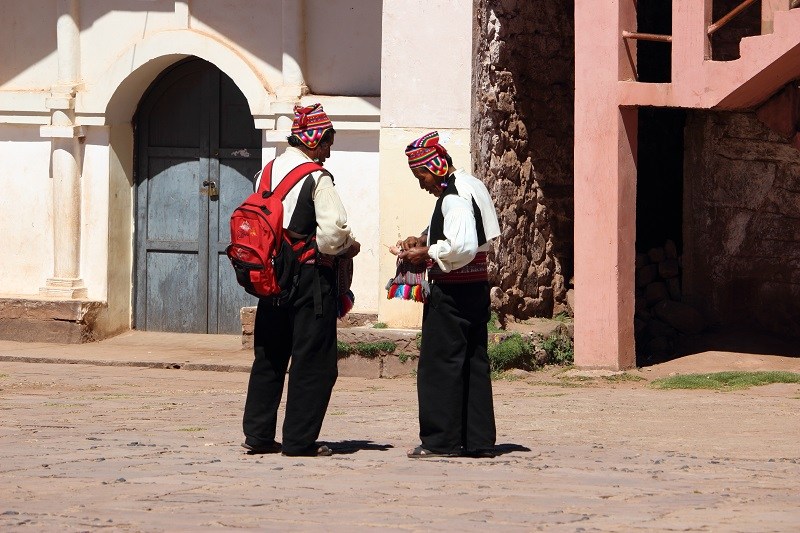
[636,0,672,83]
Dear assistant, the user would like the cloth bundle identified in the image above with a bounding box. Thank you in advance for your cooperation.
[385,259,429,303]
[336,256,355,318]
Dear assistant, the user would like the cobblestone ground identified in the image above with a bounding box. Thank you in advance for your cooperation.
[1,361,799,532]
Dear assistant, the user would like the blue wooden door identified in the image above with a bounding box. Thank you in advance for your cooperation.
[135,58,260,333]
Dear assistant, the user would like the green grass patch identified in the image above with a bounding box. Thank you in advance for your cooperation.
[553,311,572,322]
[337,340,352,355]
[339,340,397,358]
[415,332,422,350]
[372,322,388,329]
[541,334,574,366]
[397,352,416,364]
[354,341,396,356]
[488,311,503,333]
[650,371,800,391]
[488,333,532,373]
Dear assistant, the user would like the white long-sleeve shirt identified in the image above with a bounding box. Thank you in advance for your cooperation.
[256,146,355,256]
[427,169,500,272]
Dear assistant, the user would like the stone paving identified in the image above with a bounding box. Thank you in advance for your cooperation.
[1,336,799,532]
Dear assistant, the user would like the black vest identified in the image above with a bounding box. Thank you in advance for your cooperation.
[286,175,317,237]
[428,174,487,247]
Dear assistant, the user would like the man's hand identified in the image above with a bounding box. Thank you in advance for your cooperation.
[398,246,430,266]
[344,240,361,258]
[400,234,426,250]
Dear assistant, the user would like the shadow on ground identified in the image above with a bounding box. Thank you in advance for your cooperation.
[326,440,394,455]
[494,443,532,456]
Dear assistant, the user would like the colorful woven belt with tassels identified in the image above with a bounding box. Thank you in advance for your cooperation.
[428,252,488,284]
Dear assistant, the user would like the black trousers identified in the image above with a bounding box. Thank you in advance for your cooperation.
[417,281,496,454]
[242,265,338,455]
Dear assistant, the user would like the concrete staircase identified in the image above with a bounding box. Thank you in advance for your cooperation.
[621,4,800,110]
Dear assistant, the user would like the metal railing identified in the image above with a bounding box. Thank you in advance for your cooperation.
[708,0,759,35]
[622,0,798,81]
[622,31,672,43]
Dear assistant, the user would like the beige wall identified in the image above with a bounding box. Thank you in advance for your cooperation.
[378,128,471,327]
[305,0,383,96]
[0,125,53,293]
[378,0,473,327]
[380,0,472,129]
[0,0,58,90]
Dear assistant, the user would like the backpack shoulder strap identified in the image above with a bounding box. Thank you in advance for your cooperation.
[272,162,324,199]
[255,160,275,194]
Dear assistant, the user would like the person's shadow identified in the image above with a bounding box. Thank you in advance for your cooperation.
[325,441,530,456]
[493,443,531,456]
[325,440,394,455]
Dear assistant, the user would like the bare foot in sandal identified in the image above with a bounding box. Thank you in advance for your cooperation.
[407,445,459,458]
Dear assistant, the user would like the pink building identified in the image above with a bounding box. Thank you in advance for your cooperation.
[574,1,800,368]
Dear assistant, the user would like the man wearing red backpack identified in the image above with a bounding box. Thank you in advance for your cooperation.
[242,103,360,457]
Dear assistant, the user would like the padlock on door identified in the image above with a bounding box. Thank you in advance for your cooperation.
[202,180,219,198]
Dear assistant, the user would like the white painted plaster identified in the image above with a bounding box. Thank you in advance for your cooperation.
[0,1,478,331]
[305,0,382,96]
[79,127,112,300]
[0,125,54,295]
[380,0,473,129]
[0,1,58,90]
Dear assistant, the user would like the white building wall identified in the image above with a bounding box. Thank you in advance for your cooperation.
[0,0,471,335]
[0,1,58,90]
[0,125,53,293]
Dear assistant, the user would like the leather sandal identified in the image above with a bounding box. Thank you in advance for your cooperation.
[407,446,459,459]
[242,441,282,454]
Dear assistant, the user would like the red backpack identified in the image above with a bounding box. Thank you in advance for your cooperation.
[226,160,322,301]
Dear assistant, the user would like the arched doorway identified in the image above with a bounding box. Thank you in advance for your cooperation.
[134,57,259,333]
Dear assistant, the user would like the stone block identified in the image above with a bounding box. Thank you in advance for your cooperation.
[636,264,659,288]
[652,300,706,335]
[0,298,107,343]
[241,306,256,335]
[337,355,381,379]
[647,247,665,263]
[645,282,669,306]
[382,354,417,378]
[658,258,680,279]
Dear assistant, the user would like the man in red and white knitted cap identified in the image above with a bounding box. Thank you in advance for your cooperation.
[398,131,501,459]
[242,103,360,457]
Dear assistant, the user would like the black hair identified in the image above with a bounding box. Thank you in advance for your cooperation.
[286,128,337,147]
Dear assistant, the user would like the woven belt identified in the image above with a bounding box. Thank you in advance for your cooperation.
[428,252,488,284]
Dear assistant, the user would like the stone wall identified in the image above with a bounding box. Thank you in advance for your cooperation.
[471,0,575,320]
[683,109,800,337]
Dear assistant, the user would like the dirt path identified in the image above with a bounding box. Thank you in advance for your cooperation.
[1,362,798,531]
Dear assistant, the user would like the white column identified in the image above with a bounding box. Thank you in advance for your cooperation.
[40,0,87,298]
[278,0,308,100]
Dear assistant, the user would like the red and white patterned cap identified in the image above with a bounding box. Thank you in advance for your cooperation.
[291,103,334,148]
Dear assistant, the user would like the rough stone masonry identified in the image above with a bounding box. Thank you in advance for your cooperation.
[471,0,575,321]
